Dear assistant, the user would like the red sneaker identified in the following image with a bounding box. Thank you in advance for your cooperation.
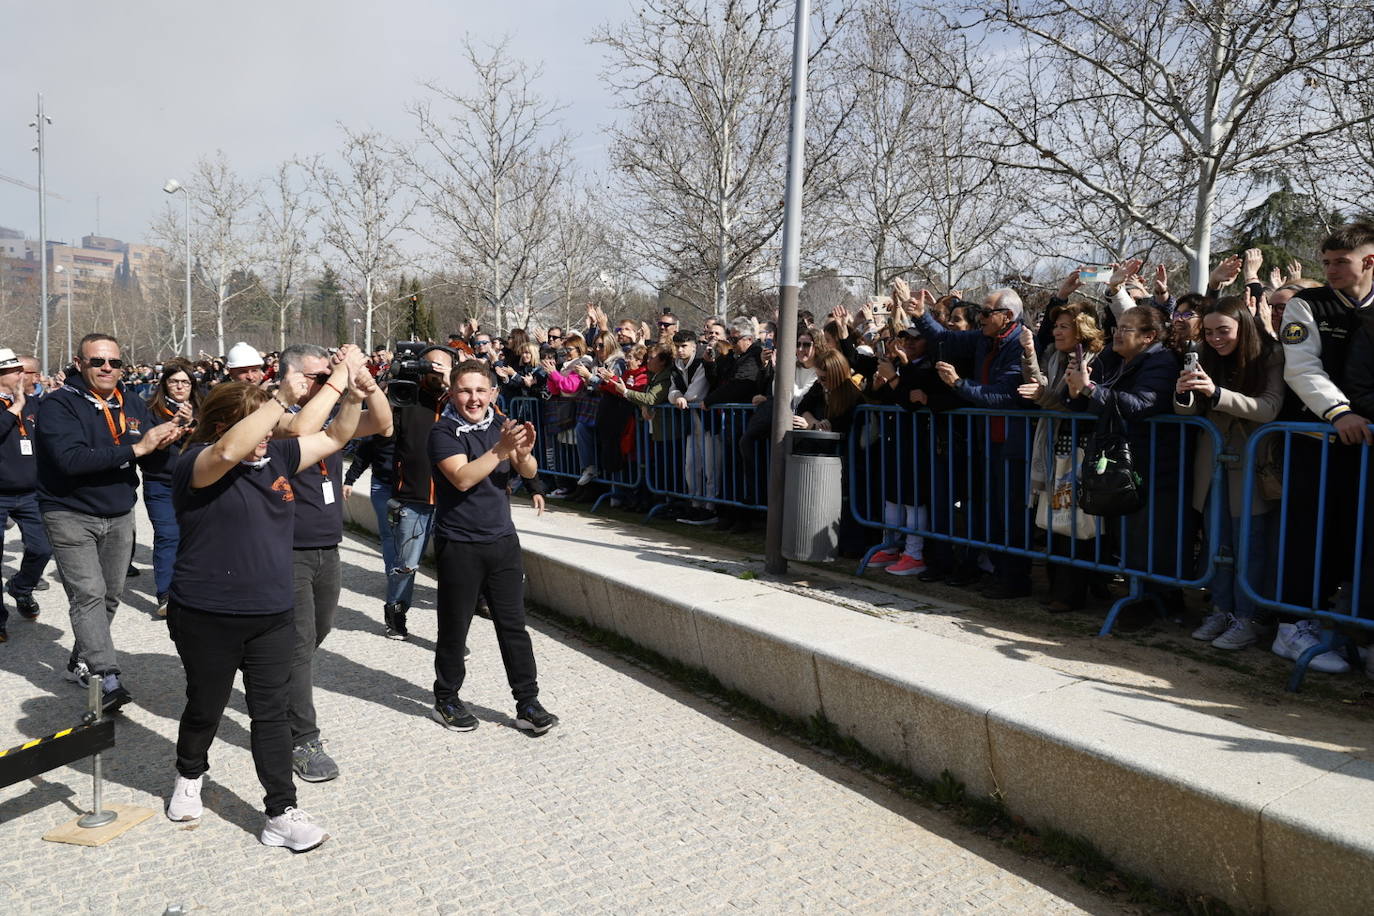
[867,549,902,568]
[885,555,927,576]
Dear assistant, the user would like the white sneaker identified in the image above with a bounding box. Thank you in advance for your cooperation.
[1210,615,1257,651]
[260,806,329,852]
[577,466,599,486]
[1191,611,1228,641]
[1271,621,1351,674]
[166,775,203,821]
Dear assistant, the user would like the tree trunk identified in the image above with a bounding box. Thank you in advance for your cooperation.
[364,273,374,353]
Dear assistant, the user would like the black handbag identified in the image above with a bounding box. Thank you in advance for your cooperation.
[1077,401,1146,516]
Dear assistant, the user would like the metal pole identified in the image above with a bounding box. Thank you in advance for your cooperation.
[65,269,73,364]
[765,0,811,575]
[77,674,115,828]
[36,94,49,377]
[183,191,192,358]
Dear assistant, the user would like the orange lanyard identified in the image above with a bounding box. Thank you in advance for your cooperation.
[96,389,127,445]
[2,397,24,437]
[318,460,329,478]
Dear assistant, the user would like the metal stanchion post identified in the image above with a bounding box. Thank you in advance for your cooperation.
[77,674,115,829]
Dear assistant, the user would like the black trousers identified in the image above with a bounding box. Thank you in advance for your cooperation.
[168,603,296,817]
[433,534,538,705]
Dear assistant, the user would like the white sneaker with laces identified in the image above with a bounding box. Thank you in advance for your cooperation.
[166,775,203,821]
[260,806,329,852]
[1210,615,1257,651]
[1272,620,1351,674]
[577,466,599,486]
[1191,611,1228,641]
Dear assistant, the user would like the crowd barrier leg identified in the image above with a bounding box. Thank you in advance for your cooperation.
[77,676,115,829]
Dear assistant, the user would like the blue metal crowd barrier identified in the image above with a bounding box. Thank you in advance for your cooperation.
[506,395,642,512]
[638,402,771,521]
[848,405,1229,637]
[1237,421,1373,691]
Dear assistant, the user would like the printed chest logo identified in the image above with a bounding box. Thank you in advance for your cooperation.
[1316,320,1348,341]
[1280,322,1308,345]
[127,419,142,435]
[271,477,295,502]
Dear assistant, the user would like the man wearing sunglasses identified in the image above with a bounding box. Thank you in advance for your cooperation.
[270,343,392,783]
[36,334,185,711]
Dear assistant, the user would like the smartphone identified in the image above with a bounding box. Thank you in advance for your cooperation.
[1079,266,1112,283]
[1183,351,1200,373]
[1075,343,1084,366]
[763,339,775,351]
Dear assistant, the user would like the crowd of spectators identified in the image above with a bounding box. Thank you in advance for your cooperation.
[8,226,1373,687]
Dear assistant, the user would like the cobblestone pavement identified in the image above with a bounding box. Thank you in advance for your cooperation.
[0,509,1120,914]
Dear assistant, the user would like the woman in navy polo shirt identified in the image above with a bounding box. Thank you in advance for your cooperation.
[163,371,363,852]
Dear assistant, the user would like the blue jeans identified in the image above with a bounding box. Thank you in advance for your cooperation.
[143,479,179,597]
[386,502,435,608]
[0,490,52,624]
[368,480,398,586]
[575,419,597,473]
[1210,509,1273,619]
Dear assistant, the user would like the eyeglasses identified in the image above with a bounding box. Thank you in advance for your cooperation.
[977,307,1011,318]
[84,357,124,369]
[167,378,192,387]
[1174,311,1197,320]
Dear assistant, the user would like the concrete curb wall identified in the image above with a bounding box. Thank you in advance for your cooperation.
[344,480,1374,913]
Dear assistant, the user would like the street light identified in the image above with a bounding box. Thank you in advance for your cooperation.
[54,264,72,363]
[163,179,192,357]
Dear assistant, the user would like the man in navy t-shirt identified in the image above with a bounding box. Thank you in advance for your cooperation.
[0,347,50,642]
[273,342,391,783]
[427,359,558,735]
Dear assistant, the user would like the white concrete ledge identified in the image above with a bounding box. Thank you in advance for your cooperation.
[344,478,1373,913]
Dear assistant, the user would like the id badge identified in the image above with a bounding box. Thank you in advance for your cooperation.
[322,481,336,505]
[19,439,32,456]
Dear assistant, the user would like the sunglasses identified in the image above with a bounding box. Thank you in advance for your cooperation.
[310,372,332,385]
[84,357,125,369]
[658,321,677,328]
[797,341,814,349]
[977,307,1011,318]
[547,334,563,341]
[1174,311,1197,320]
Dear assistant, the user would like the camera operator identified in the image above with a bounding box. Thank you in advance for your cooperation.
[382,345,457,640]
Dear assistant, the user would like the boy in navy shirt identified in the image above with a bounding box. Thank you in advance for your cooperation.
[427,359,557,734]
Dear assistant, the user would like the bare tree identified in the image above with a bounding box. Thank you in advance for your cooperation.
[902,0,1374,290]
[186,152,259,356]
[302,128,413,352]
[403,37,570,332]
[258,162,315,352]
[594,0,854,319]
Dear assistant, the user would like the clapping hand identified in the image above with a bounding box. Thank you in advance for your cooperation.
[1209,254,1243,290]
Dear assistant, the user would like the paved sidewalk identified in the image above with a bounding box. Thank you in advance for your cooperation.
[0,509,1117,914]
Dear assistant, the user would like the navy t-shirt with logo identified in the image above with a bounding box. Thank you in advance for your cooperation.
[428,413,517,544]
[171,438,302,614]
[291,450,344,549]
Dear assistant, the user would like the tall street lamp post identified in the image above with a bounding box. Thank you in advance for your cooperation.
[163,179,193,357]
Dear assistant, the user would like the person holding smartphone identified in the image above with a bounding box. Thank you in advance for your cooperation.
[142,359,200,616]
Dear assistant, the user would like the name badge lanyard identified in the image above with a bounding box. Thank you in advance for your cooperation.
[319,460,336,505]
[5,397,32,455]
[97,389,127,445]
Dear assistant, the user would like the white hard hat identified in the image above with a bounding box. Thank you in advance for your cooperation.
[225,342,263,369]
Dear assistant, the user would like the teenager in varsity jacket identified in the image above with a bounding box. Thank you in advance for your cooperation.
[1277,223,1374,625]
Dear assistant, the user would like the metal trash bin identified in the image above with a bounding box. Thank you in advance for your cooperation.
[781,429,845,562]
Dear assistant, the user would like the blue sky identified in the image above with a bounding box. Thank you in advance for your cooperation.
[0,0,630,245]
